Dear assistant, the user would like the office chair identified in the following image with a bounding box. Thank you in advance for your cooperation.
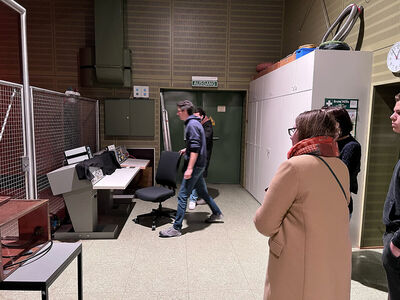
[133,151,181,230]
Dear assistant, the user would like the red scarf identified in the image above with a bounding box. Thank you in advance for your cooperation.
[287,136,339,159]
[201,115,210,125]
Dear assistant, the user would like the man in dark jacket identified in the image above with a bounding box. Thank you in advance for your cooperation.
[159,100,223,238]
[382,92,400,299]
[188,107,213,209]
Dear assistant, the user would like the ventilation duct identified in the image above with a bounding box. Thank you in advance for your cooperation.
[79,0,131,87]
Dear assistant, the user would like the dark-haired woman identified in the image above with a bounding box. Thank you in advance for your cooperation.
[324,106,361,216]
[254,109,351,300]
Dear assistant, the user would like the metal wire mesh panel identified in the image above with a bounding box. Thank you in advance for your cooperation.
[0,82,26,199]
[32,88,97,215]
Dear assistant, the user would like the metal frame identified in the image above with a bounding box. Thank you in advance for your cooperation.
[160,92,172,151]
[1,0,35,199]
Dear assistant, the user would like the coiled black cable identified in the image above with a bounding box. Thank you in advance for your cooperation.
[3,240,53,269]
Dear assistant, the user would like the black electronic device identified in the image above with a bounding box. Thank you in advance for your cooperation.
[107,144,129,165]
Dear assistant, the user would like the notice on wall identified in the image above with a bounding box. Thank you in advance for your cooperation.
[217,105,226,112]
[324,98,358,137]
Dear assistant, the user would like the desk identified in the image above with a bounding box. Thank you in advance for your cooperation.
[120,158,149,169]
[0,241,82,300]
[93,167,140,190]
[93,167,140,217]
[47,165,140,239]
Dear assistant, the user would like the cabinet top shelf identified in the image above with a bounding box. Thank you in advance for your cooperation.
[0,199,48,227]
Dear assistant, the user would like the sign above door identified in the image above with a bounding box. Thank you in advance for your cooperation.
[191,76,218,88]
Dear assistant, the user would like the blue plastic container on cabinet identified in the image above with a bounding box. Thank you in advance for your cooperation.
[295,48,316,59]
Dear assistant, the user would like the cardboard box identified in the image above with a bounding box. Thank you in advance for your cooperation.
[279,53,296,67]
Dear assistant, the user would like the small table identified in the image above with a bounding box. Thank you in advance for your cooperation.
[0,241,82,300]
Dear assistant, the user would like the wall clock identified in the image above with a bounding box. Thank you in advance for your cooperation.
[387,42,400,74]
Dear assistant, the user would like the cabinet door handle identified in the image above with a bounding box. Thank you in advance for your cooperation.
[126,116,130,120]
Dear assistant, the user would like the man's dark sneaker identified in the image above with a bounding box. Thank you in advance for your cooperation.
[205,213,224,223]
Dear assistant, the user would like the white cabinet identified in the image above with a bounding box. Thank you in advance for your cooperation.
[245,50,372,246]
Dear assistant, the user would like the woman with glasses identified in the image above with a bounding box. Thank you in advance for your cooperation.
[254,109,351,300]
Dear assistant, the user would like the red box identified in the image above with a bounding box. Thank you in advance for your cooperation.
[0,196,10,206]
[0,199,50,281]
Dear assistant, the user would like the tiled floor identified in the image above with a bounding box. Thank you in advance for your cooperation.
[0,184,389,299]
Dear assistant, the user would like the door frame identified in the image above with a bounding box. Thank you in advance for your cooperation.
[159,88,248,185]
[360,81,400,247]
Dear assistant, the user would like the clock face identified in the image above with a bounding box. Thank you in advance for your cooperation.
[387,42,400,73]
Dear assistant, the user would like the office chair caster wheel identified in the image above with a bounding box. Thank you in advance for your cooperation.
[152,225,156,231]
[133,218,138,224]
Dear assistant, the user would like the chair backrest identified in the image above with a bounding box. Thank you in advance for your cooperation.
[155,151,181,188]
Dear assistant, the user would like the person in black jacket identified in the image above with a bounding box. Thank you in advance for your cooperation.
[382,92,400,299]
[188,107,214,210]
[324,106,361,216]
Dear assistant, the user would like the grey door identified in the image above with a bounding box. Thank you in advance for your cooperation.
[161,90,244,184]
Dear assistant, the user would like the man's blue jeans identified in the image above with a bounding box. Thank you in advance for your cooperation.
[173,166,222,230]
[189,189,199,202]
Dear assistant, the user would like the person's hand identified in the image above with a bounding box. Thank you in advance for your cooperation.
[184,168,193,179]
[179,148,186,155]
[390,241,400,257]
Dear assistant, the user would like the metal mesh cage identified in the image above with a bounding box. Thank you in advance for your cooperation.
[32,88,98,215]
[0,82,98,235]
[0,82,26,200]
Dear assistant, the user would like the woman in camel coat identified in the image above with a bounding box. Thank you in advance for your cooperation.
[254,109,351,300]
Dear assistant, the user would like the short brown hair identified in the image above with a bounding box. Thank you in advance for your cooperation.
[296,109,339,141]
[395,93,400,102]
[177,100,193,115]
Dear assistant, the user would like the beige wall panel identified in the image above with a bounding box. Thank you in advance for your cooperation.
[283,0,349,53]
[30,76,57,91]
[21,0,54,77]
[79,87,114,99]
[229,0,284,81]
[56,77,80,92]
[54,0,94,76]
[113,88,132,99]
[346,1,400,52]
[172,0,228,81]
[0,3,21,82]
[282,0,343,54]
[127,0,171,81]
[226,82,250,90]
[372,48,400,85]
